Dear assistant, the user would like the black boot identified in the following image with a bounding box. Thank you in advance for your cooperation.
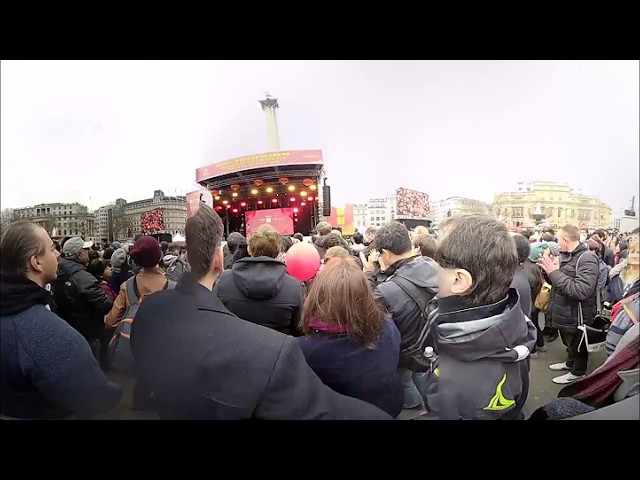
[546,328,559,342]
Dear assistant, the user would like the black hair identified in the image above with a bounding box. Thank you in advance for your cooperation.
[103,247,114,261]
[293,233,304,242]
[353,232,364,245]
[87,259,106,279]
[523,259,544,300]
[374,222,412,256]
[542,227,555,236]
[435,215,518,307]
[281,235,294,254]
[541,233,555,242]
[512,234,531,264]
[232,240,250,264]
[226,232,246,254]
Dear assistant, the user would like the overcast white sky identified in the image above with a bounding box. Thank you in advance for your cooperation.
[1,60,638,212]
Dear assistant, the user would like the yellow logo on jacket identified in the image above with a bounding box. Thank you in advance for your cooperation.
[483,374,516,411]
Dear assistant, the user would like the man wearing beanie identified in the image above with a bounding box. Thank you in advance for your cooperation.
[53,237,113,347]
[105,236,175,409]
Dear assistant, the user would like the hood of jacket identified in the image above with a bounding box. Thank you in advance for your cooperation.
[57,257,86,280]
[610,259,627,279]
[0,276,52,316]
[231,256,288,300]
[162,254,178,269]
[388,255,439,290]
[436,289,536,363]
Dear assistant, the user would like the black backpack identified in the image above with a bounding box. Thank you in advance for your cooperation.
[388,275,439,368]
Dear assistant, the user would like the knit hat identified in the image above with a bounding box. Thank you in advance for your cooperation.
[547,241,560,257]
[112,241,121,249]
[62,237,93,258]
[130,236,162,268]
[110,248,127,269]
[528,242,549,263]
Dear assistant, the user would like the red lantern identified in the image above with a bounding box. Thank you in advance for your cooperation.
[230,184,240,192]
[289,197,296,202]
[211,189,219,197]
[272,199,278,204]
[253,179,264,187]
[257,200,263,205]
[240,202,247,207]
[302,178,313,187]
[308,197,314,201]
[215,206,223,211]
[232,208,238,213]
[293,208,299,214]
[278,177,289,185]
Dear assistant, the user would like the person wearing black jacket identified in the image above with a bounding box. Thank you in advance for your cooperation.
[539,225,599,385]
[130,204,391,420]
[361,222,439,409]
[591,230,615,268]
[53,237,113,345]
[214,225,303,336]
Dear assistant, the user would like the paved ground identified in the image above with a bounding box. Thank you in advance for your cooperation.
[98,314,607,420]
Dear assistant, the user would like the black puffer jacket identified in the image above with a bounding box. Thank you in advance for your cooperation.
[547,243,599,332]
[53,258,113,343]
[213,257,304,336]
[367,256,439,370]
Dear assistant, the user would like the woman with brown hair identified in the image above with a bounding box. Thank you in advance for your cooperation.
[297,257,403,417]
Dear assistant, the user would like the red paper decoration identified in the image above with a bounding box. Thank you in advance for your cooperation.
[278,177,289,185]
[230,184,240,192]
[303,178,314,187]
[253,179,264,187]
[211,189,220,197]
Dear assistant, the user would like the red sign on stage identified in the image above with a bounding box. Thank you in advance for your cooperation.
[246,208,294,236]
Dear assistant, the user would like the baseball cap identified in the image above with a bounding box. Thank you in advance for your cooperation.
[62,237,93,257]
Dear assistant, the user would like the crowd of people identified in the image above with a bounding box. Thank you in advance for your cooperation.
[1,210,638,420]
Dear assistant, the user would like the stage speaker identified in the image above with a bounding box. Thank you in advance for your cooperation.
[322,185,331,217]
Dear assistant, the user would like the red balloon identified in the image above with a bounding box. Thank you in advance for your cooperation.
[285,242,320,282]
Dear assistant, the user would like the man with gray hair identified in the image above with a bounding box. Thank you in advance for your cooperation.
[53,237,113,346]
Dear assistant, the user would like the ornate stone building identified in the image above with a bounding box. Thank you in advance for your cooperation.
[97,190,186,242]
[493,181,612,230]
[12,202,95,241]
[430,197,492,226]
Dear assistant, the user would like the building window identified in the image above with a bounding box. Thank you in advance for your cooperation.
[513,207,524,217]
[557,208,562,218]
[570,209,575,218]
[370,217,375,221]
[381,217,386,221]
[376,217,380,221]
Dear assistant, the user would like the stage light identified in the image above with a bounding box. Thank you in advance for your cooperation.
[301,202,306,206]
[288,185,295,192]
[215,206,223,211]
[226,205,231,209]
[272,198,278,204]
[309,185,317,191]
[214,196,220,200]
[232,192,238,198]
[308,196,314,201]
[232,208,238,213]
[240,202,247,207]
[293,208,299,214]
[257,200,263,205]
[251,189,258,195]
[222,200,229,205]
[300,191,307,197]
[289,197,296,202]
[266,187,273,193]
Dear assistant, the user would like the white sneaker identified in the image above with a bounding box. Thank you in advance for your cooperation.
[552,372,585,384]
[549,362,571,371]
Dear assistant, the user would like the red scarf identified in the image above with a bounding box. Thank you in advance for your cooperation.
[307,317,350,334]
[559,336,639,408]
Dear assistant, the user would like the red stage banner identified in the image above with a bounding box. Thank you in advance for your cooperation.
[246,208,294,236]
[196,150,323,183]
[186,191,202,219]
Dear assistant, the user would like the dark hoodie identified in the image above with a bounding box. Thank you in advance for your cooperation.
[213,256,304,336]
[433,289,537,420]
